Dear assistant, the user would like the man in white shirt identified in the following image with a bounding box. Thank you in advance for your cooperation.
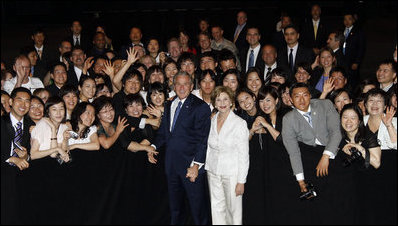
[259,44,278,83]
[4,55,44,95]
[67,47,87,87]
[376,59,396,94]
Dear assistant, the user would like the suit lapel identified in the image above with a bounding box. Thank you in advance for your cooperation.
[172,94,193,132]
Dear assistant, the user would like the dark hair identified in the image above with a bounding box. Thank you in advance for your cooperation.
[78,75,95,88]
[271,67,289,81]
[20,46,36,57]
[1,90,10,98]
[218,49,236,64]
[354,78,377,97]
[31,27,45,36]
[58,40,72,48]
[146,65,164,84]
[177,52,197,70]
[330,66,347,78]
[44,96,66,123]
[199,69,217,83]
[146,82,168,106]
[31,95,45,108]
[199,51,217,62]
[245,67,264,89]
[378,59,396,73]
[92,96,114,125]
[32,88,50,97]
[59,84,79,98]
[95,83,110,97]
[340,103,367,143]
[122,68,143,88]
[70,102,94,139]
[50,62,67,74]
[331,30,345,45]
[289,82,310,97]
[364,88,387,106]
[10,87,32,99]
[222,69,242,90]
[235,88,256,113]
[257,85,281,115]
[284,24,299,33]
[387,84,397,108]
[71,46,85,54]
[124,93,146,111]
[295,62,313,77]
[329,88,352,103]
[197,31,211,40]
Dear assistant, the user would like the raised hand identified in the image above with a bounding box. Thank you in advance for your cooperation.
[126,47,139,65]
[147,104,162,118]
[83,56,94,74]
[323,77,335,94]
[381,106,396,128]
[116,116,129,134]
[103,60,115,77]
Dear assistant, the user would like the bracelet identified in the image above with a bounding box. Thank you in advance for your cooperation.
[51,138,57,140]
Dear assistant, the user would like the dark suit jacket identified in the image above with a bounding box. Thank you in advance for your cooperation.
[34,45,56,81]
[1,114,33,224]
[67,34,91,52]
[300,18,329,50]
[277,43,314,78]
[154,94,211,176]
[233,24,249,55]
[46,83,61,97]
[67,65,81,87]
[239,45,264,73]
[334,48,347,69]
[343,25,366,65]
[272,31,286,52]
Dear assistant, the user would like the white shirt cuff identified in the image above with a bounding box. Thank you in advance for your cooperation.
[323,150,335,159]
[139,118,146,129]
[151,144,157,150]
[190,160,204,170]
[295,173,304,181]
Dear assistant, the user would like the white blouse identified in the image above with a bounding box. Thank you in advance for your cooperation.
[68,125,97,146]
[191,89,214,112]
[205,111,250,183]
[31,119,69,151]
[364,115,397,150]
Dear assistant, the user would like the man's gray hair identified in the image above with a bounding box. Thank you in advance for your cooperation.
[173,71,193,85]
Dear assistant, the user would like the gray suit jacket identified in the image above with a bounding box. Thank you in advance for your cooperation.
[282,99,342,177]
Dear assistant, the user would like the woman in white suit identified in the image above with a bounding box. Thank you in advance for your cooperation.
[205,86,250,225]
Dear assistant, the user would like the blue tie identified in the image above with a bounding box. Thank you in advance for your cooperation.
[303,112,313,128]
[171,101,182,131]
[343,28,349,55]
[289,48,294,72]
[248,49,254,69]
[10,122,22,166]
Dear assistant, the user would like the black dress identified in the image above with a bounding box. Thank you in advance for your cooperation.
[238,111,268,225]
[353,125,397,225]
[263,115,304,225]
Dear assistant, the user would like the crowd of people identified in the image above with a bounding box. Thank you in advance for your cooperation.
[1,3,397,225]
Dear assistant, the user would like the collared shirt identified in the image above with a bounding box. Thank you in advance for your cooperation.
[345,25,353,37]
[287,43,299,66]
[312,19,320,28]
[333,47,340,53]
[246,44,261,72]
[34,45,43,53]
[170,97,187,132]
[380,83,394,92]
[295,106,336,181]
[74,66,83,82]
[234,23,246,39]
[73,34,81,45]
[4,76,44,95]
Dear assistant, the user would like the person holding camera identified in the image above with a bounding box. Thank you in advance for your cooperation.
[338,103,381,224]
[282,83,342,224]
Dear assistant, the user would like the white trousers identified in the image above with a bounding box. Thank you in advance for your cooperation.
[207,171,242,225]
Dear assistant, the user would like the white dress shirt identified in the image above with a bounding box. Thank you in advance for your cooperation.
[264,62,277,81]
[287,43,299,66]
[4,76,44,95]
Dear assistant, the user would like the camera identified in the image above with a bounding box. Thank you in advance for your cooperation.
[343,147,362,167]
[299,183,317,200]
[69,131,79,139]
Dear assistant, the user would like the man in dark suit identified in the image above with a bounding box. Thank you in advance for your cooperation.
[67,47,87,87]
[151,71,211,225]
[119,27,145,60]
[31,28,56,81]
[232,11,249,55]
[240,27,263,73]
[67,20,91,52]
[300,4,329,55]
[282,83,342,224]
[256,44,279,83]
[46,62,68,97]
[1,87,33,224]
[277,25,314,79]
[272,14,292,52]
[342,12,366,89]
[327,31,347,69]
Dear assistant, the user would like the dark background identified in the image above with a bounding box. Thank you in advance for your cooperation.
[1,0,397,79]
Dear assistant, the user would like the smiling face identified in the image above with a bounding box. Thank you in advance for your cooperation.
[9,91,31,120]
[295,67,311,83]
[164,63,178,80]
[124,75,141,95]
[223,73,239,92]
[80,105,95,127]
[149,71,165,84]
[215,92,232,114]
[259,94,278,115]
[52,65,67,87]
[62,92,78,112]
[150,91,165,107]
[319,50,334,68]
[334,91,352,113]
[29,98,44,122]
[246,72,262,94]
[98,104,115,124]
[174,75,193,100]
[237,92,255,112]
[376,63,396,85]
[48,102,65,124]
[147,39,159,54]
[79,79,96,100]
[341,109,360,134]
[365,94,385,116]
[126,101,143,118]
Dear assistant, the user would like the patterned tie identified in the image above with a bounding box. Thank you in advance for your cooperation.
[289,48,294,72]
[171,101,182,132]
[343,28,349,55]
[248,50,255,69]
[264,67,272,85]
[10,122,22,165]
[313,22,318,40]
[303,112,313,128]
[233,26,241,43]
[75,37,80,46]
[37,49,42,60]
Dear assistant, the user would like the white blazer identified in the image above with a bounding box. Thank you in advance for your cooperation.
[364,115,397,150]
[205,110,250,183]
